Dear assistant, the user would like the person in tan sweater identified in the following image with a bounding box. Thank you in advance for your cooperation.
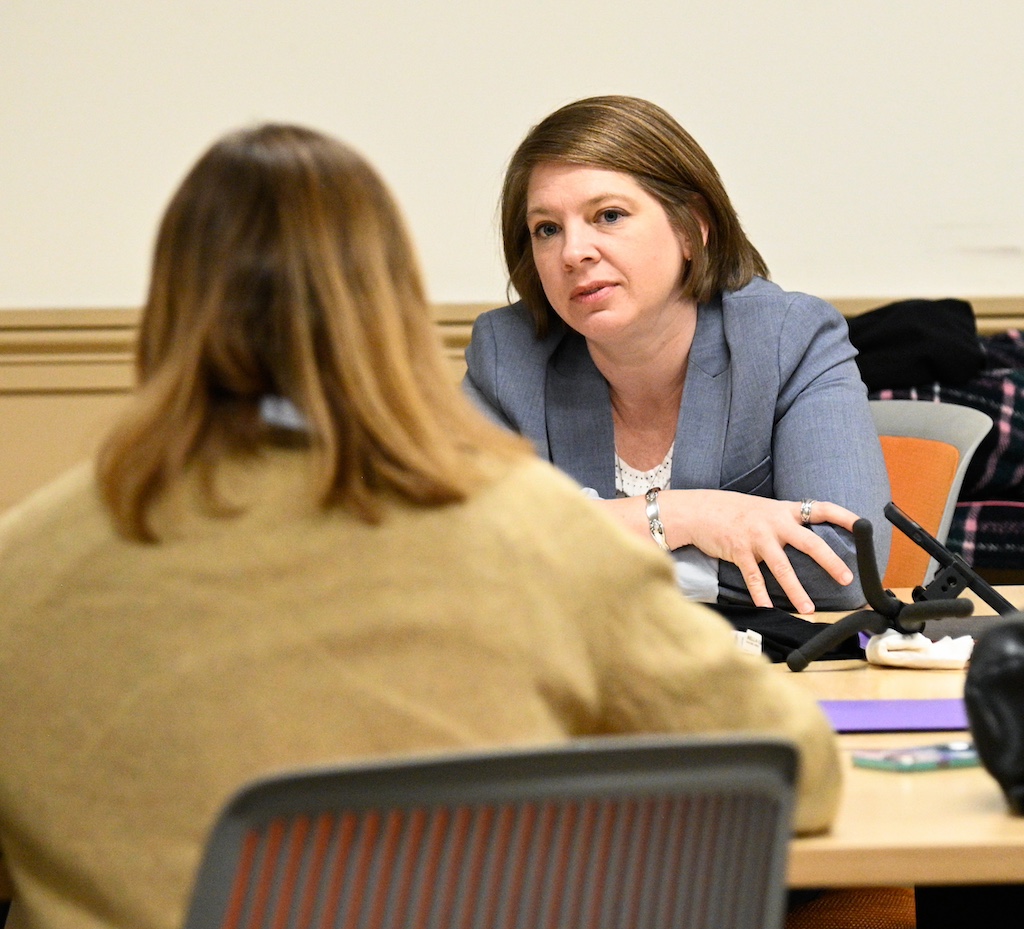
[0,123,841,929]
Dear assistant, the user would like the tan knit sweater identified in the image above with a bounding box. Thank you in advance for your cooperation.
[0,449,840,929]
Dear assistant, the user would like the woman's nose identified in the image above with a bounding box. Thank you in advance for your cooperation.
[561,224,599,267]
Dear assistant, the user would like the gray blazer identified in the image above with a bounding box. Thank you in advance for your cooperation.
[463,277,891,610]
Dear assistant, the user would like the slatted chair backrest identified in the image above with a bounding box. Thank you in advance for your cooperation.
[182,734,797,929]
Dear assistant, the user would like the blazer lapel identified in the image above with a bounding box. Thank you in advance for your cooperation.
[545,332,618,497]
[673,297,730,491]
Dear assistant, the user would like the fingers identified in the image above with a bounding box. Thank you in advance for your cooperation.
[788,499,857,586]
[736,554,774,610]
[797,499,859,532]
[760,546,815,614]
[743,500,857,613]
[787,528,855,587]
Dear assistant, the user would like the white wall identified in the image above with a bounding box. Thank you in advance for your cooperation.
[2,0,1022,309]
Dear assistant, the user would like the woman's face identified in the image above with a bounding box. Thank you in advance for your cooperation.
[526,162,695,346]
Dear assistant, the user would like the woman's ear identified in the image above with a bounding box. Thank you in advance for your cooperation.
[681,217,710,261]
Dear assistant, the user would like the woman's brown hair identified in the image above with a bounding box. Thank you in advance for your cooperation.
[99,123,528,540]
[501,95,770,336]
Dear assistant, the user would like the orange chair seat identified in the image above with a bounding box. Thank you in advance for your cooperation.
[878,435,960,588]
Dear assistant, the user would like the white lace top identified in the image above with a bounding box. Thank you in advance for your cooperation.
[614,447,673,498]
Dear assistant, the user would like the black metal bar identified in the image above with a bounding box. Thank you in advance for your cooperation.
[785,610,889,672]
[885,502,1016,615]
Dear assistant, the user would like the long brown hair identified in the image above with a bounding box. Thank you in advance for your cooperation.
[501,95,770,336]
[99,123,528,540]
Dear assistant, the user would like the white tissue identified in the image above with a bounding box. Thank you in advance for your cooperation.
[865,627,975,669]
[733,628,763,655]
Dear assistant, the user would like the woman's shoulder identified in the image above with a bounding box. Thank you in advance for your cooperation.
[0,463,100,549]
[477,456,675,576]
[479,455,597,519]
[471,301,570,352]
[721,278,847,356]
[472,300,537,341]
[724,277,842,324]
[0,463,109,603]
[466,303,572,396]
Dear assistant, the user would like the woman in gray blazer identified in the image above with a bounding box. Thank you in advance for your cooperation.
[464,95,891,613]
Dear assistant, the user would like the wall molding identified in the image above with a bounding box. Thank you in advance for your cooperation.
[0,303,497,393]
[2,297,1022,394]
[1,296,1021,512]
[0,308,138,393]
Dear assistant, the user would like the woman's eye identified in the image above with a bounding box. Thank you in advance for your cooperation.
[532,222,559,239]
[599,209,625,224]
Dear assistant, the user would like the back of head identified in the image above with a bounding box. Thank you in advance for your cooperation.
[501,95,768,335]
[100,124,526,540]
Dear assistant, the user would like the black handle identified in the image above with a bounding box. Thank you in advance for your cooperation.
[786,609,889,672]
[853,518,901,619]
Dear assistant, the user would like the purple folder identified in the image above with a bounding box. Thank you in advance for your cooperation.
[820,698,968,733]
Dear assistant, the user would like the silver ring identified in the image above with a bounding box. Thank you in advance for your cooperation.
[800,499,815,526]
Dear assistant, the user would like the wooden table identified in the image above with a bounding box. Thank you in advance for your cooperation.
[786,587,1024,888]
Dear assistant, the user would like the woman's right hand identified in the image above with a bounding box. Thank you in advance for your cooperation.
[598,489,857,613]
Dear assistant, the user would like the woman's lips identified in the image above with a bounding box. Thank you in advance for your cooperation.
[570,282,616,302]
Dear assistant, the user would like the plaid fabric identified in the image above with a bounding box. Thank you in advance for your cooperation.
[870,330,1024,570]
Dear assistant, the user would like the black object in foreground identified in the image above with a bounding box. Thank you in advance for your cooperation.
[965,621,1024,815]
[786,517,974,671]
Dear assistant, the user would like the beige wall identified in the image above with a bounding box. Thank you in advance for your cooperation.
[1,1,1023,313]
[3,2,1022,511]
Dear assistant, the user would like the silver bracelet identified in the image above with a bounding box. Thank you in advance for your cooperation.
[644,487,671,552]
